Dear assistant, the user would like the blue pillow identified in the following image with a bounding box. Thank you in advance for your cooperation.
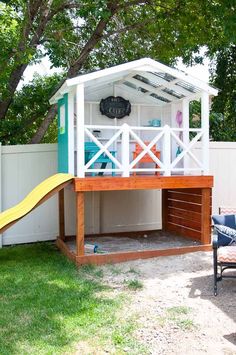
[214,224,236,246]
[212,214,236,246]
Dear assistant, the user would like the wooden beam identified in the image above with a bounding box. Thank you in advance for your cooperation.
[59,189,65,241]
[76,244,212,266]
[56,238,76,262]
[74,176,214,192]
[162,189,168,231]
[76,192,85,256]
[201,188,212,244]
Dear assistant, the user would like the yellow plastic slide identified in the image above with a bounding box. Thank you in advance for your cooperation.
[0,173,73,234]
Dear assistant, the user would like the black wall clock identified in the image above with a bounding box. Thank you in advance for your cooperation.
[100,96,131,119]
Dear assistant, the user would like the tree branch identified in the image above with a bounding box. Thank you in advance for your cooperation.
[0,1,54,120]
[30,1,120,143]
[104,0,182,39]
[30,105,58,144]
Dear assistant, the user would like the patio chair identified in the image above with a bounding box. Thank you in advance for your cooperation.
[132,142,161,176]
[212,211,236,296]
[85,142,116,176]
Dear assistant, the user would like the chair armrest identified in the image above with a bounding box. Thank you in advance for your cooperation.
[212,234,219,249]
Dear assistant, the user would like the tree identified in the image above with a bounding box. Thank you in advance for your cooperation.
[0,73,63,144]
[210,45,236,141]
[1,0,236,143]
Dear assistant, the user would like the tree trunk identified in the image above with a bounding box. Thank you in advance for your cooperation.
[31,2,120,143]
[30,105,58,144]
[0,0,54,121]
[0,63,28,120]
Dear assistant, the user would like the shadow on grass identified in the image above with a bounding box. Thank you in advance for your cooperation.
[0,243,118,354]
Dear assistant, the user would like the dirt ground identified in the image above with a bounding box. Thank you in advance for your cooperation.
[100,251,236,354]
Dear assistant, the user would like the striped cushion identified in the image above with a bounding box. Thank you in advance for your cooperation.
[218,246,236,263]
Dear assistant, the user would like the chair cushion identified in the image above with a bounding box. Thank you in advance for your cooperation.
[218,246,236,263]
[214,224,236,246]
[212,214,236,246]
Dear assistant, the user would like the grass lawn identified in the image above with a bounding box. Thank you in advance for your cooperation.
[0,243,146,355]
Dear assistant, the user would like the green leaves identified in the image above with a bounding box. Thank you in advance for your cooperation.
[1,0,236,142]
[0,73,63,144]
[210,45,236,141]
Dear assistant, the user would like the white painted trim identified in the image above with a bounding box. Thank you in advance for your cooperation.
[84,128,122,169]
[68,90,75,175]
[2,143,57,154]
[163,125,171,176]
[201,91,210,174]
[85,101,164,107]
[89,103,92,125]
[208,142,236,149]
[170,130,203,169]
[76,84,85,177]
[129,129,164,169]
[182,98,190,174]
[66,58,218,95]
[121,123,130,177]
[50,58,218,103]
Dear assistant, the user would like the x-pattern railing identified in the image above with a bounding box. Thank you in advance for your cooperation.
[170,129,203,170]
[81,124,204,177]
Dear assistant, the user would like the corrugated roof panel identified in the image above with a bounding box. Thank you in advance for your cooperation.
[162,88,185,99]
[151,71,176,82]
[123,81,148,93]
[133,74,160,88]
[150,93,171,103]
[176,81,200,93]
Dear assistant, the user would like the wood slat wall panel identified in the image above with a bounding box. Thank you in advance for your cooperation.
[169,188,212,196]
[168,191,202,204]
[168,207,201,222]
[162,188,212,243]
[168,199,202,213]
[168,188,203,195]
[168,215,201,231]
[167,222,201,240]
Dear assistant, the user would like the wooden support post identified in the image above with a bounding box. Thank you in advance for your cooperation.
[201,188,211,244]
[162,189,168,231]
[59,189,65,241]
[76,192,85,256]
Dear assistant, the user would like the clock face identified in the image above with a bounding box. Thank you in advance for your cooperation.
[100,96,131,119]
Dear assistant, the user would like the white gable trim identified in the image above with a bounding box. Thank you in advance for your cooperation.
[50,57,218,104]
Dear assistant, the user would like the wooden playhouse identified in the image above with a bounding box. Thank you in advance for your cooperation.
[50,58,218,265]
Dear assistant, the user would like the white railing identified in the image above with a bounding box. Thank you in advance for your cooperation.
[76,123,206,177]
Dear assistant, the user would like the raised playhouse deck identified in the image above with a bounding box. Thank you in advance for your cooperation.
[56,175,213,265]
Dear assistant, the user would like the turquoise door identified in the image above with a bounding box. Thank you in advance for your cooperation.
[57,94,68,173]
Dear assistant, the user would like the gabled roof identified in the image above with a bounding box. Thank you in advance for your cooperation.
[50,58,218,105]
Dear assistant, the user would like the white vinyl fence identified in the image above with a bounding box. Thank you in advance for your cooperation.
[0,142,235,246]
[0,143,161,246]
[194,142,236,214]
